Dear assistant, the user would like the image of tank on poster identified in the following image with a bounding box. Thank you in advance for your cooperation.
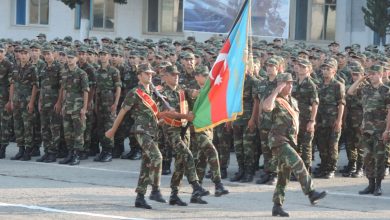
[183,0,290,39]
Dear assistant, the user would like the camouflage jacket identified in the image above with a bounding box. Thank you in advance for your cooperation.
[122,85,160,137]
[180,69,198,90]
[12,62,38,103]
[0,58,13,105]
[95,64,121,93]
[40,61,62,108]
[79,62,97,89]
[317,78,346,127]
[234,75,259,126]
[345,82,366,128]
[292,76,319,127]
[62,67,89,114]
[114,63,134,98]
[357,83,390,135]
[258,77,277,130]
[268,95,299,148]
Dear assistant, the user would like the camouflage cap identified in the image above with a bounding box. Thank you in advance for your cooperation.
[159,61,172,68]
[328,41,339,46]
[182,44,195,52]
[166,65,180,74]
[101,37,111,42]
[0,44,5,51]
[64,36,73,42]
[298,50,310,56]
[66,50,77,58]
[349,65,364,74]
[99,48,110,54]
[195,65,209,76]
[30,43,41,49]
[276,73,294,83]
[368,64,383,73]
[78,46,88,53]
[111,48,123,56]
[183,52,195,59]
[265,57,279,66]
[173,40,182,46]
[19,45,30,53]
[129,50,140,57]
[42,45,54,52]
[322,58,338,69]
[297,58,312,67]
[37,33,46,38]
[137,63,155,74]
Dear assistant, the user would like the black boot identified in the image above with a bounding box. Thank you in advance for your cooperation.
[272,204,289,217]
[240,172,253,183]
[30,146,41,157]
[69,150,80,166]
[214,182,229,197]
[308,190,327,205]
[162,161,171,175]
[373,178,382,196]
[0,144,6,159]
[44,153,57,163]
[130,148,141,160]
[79,151,89,160]
[94,150,112,162]
[59,150,73,164]
[20,147,32,161]
[352,162,363,178]
[266,173,278,185]
[113,140,124,158]
[11,146,25,160]
[190,182,208,204]
[256,172,270,184]
[359,178,375,194]
[169,191,187,206]
[149,186,167,203]
[230,167,244,182]
[220,168,227,179]
[342,161,356,177]
[36,153,49,162]
[135,193,152,209]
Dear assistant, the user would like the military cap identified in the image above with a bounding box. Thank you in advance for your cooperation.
[30,43,41,49]
[129,50,140,57]
[37,33,46,38]
[328,41,339,47]
[173,40,182,46]
[368,64,383,73]
[42,45,54,52]
[195,65,209,76]
[265,57,279,66]
[66,50,77,58]
[87,48,97,55]
[273,38,282,42]
[351,52,366,61]
[111,48,122,56]
[351,43,361,49]
[349,62,364,73]
[159,61,172,68]
[183,52,195,59]
[144,39,154,43]
[182,44,195,52]
[137,63,155,74]
[64,36,73,42]
[165,65,180,74]
[99,48,110,54]
[298,50,310,56]
[19,45,30,53]
[187,36,196,42]
[0,44,5,51]
[309,54,320,60]
[322,58,338,69]
[337,52,347,57]
[297,58,312,67]
[276,73,294,83]
[78,46,88,53]
[101,37,111,42]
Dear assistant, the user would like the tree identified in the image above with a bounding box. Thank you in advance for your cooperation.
[362,0,390,46]
[60,0,128,40]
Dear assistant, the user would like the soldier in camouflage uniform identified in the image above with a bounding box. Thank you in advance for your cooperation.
[93,49,121,162]
[256,57,279,185]
[348,64,390,196]
[105,64,166,209]
[314,58,345,179]
[342,62,366,177]
[36,45,63,163]
[59,50,89,166]
[230,69,259,183]
[30,43,45,156]
[0,44,13,158]
[160,65,213,205]
[262,73,326,217]
[213,123,232,179]
[9,45,38,161]
[192,65,229,196]
[291,58,319,173]
[77,46,96,159]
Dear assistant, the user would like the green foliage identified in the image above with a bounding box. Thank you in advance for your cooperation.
[60,0,127,9]
[362,0,390,38]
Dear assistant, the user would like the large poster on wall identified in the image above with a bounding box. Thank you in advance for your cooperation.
[183,0,290,38]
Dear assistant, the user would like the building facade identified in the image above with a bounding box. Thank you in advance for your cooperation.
[0,0,380,48]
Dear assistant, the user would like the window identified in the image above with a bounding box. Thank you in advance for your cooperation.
[147,0,183,33]
[16,0,49,25]
[92,0,115,29]
[310,0,336,41]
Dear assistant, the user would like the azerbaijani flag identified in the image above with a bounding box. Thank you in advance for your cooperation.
[192,0,251,132]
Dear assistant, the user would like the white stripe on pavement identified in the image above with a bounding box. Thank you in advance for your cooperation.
[0,202,147,220]
[328,191,390,200]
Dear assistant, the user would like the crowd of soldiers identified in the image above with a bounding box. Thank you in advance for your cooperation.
[0,33,389,215]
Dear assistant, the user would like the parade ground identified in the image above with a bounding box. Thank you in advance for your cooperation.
[0,142,389,220]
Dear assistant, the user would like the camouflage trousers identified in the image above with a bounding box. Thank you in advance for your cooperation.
[316,127,341,172]
[259,128,274,173]
[83,109,94,152]
[0,107,11,145]
[113,111,130,152]
[272,143,314,206]
[194,131,221,183]
[165,127,198,192]
[362,133,387,179]
[158,126,173,164]
[33,98,41,147]
[96,92,116,150]
[213,124,232,169]
[134,133,162,195]
[13,101,34,148]
[297,128,315,170]
[345,127,364,166]
[40,108,61,154]
[233,124,256,174]
[63,112,85,151]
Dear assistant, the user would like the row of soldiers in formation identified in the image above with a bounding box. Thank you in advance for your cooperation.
[0,35,388,214]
